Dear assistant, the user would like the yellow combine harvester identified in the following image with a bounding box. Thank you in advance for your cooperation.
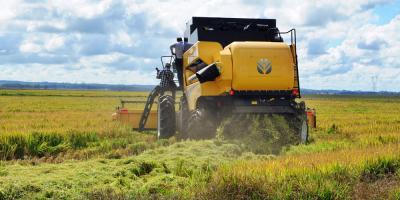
[112,17,316,143]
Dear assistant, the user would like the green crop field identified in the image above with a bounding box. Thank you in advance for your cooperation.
[0,90,399,199]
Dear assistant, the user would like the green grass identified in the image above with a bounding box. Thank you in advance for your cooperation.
[0,140,243,199]
[0,125,174,161]
[1,142,398,199]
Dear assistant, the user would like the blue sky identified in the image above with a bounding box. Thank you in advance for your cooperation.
[0,0,399,91]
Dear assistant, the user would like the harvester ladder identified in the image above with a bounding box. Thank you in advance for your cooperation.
[293,63,300,90]
[282,29,301,98]
[138,85,160,132]
[290,44,300,96]
[293,55,301,98]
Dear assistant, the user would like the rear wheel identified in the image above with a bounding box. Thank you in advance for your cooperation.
[285,111,309,144]
[300,119,309,143]
[294,110,309,144]
[186,109,217,140]
[157,95,176,139]
[292,101,309,144]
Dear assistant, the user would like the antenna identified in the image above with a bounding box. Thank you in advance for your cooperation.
[371,76,378,93]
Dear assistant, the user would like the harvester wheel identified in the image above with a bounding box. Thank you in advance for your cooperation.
[186,109,217,140]
[285,111,309,144]
[177,95,190,140]
[157,95,176,139]
[300,119,309,143]
[295,110,309,144]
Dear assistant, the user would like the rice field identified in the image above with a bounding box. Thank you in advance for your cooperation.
[0,89,399,199]
[0,90,175,161]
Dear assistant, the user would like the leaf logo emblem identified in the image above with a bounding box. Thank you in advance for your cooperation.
[257,59,272,74]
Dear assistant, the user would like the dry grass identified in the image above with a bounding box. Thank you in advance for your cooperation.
[0,92,399,199]
[205,145,400,199]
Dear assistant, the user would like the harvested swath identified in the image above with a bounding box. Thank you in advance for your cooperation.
[217,113,298,155]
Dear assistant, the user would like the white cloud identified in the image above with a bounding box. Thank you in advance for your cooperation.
[45,35,65,51]
[111,31,133,47]
[0,0,23,21]
[125,0,264,34]
[19,43,42,52]
[0,0,399,91]
[49,0,114,19]
[80,53,130,66]
[299,12,400,91]
[144,59,153,63]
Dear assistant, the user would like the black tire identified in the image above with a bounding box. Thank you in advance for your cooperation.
[178,95,190,140]
[294,110,309,144]
[186,109,217,140]
[157,95,176,139]
[285,110,309,144]
[158,95,169,104]
[300,119,309,143]
[298,106,309,144]
[288,101,309,144]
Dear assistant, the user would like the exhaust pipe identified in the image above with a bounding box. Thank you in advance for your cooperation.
[195,62,223,83]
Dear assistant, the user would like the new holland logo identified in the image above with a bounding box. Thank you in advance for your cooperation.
[257,59,272,74]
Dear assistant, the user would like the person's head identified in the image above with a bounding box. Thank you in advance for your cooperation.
[165,63,171,68]
[184,37,188,42]
[177,37,182,42]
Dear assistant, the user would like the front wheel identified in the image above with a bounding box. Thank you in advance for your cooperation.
[157,95,176,139]
[186,109,217,140]
[177,95,190,140]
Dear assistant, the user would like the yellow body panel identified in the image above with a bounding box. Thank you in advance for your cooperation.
[184,42,223,67]
[201,81,220,96]
[183,42,223,93]
[213,49,233,94]
[186,82,201,111]
[185,70,196,85]
[228,42,294,91]
[183,41,297,111]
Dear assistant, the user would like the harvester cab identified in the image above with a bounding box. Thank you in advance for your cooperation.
[112,17,316,143]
